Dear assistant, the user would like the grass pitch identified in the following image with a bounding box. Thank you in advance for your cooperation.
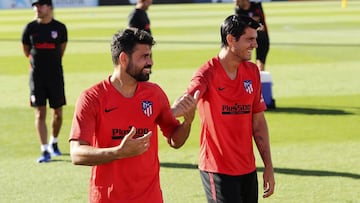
[0,1,359,202]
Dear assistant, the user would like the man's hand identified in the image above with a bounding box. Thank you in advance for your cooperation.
[115,126,152,159]
[262,166,275,198]
[172,90,200,118]
[257,23,265,31]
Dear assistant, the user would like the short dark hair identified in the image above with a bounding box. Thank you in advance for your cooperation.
[220,15,260,48]
[111,28,155,65]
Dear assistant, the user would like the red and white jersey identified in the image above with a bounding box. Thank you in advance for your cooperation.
[69,77,180,203]
[187,56,266,176]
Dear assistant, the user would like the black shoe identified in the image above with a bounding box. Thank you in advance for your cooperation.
[37,151,51,163]
[49,143,62,156]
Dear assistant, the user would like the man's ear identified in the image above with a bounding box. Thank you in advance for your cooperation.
[119,52,129,67]
[226,34,234,46]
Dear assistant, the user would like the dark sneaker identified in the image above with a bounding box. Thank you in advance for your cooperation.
[37,151,51,163]
[49,143,62,156]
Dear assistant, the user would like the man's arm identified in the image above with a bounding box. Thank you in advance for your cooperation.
[253,111,275,198]
[22,44,30,58]
[168,91,199,148]
[167,120,192,149]
[60,42,67,57]
[70,127,152,166]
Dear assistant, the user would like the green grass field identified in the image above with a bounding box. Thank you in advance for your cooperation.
[0,1,359,202]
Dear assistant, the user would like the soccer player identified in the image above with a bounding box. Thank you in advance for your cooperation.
[235,0,270,71]
[69,28,198,203]
[21,0,67,163]
[128,0,152,35]
[172,15,275,202]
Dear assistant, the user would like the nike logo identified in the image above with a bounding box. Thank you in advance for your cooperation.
[218,87,225,91]
[105,107,118,113]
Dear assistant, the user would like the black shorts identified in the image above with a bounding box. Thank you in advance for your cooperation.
[29,72,66,109]
[200,170,258,203]
[256,31,270,64]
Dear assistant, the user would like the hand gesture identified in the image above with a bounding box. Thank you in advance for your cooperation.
[116,126,152,159]
[172,90,200,118]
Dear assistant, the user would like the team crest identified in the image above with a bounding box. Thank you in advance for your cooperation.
[142,100,153,117]
[51,31,58,39]
[243,80,253,94]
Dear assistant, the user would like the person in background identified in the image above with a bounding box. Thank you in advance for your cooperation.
[22,0,67,163]
[69,28,198,203]
[128,0,153,35]
[172,15,275,202]
[235,0,269,71]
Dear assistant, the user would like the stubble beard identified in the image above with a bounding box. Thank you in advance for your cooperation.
[126,60,151,82]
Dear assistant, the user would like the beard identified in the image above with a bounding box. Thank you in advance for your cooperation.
[126,60,152,82]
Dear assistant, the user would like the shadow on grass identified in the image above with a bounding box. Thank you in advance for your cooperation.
[266,107,353,115]
[160,163,360,179]
[49,159,72,163]
[161,162,198,169]
[258,167,360,180]
[46,153,72,163]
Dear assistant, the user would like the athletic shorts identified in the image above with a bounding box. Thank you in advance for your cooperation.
[256,31,270,64]
[29,72,66,109]
[200,170,258,203]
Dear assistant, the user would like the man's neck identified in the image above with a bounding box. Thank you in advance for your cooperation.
[136,3,146,10]
[37,17,52,24]
[110,72,138,98]
[237,2,250,10]
[218,49,239,80]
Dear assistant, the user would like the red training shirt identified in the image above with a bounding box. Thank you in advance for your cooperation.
[69,77,180,203]
[187,56,266,176]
